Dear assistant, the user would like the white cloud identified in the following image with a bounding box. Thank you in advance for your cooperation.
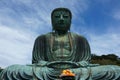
[0,0,90,31]
[89,32,120,57]
[0,25,36,68]
[113,11,120,20]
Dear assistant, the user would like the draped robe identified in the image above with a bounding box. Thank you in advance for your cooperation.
[32,32,91,64]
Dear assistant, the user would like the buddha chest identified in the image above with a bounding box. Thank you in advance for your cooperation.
[51,34,72,60]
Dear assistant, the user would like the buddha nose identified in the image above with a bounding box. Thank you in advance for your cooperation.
[59,15,64,23]
[60,15,64,19]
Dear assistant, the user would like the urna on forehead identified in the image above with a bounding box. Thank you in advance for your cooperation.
[51,8,72,19]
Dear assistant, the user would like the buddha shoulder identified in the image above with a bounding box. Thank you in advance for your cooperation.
[35,33,51,41]
[70,32,87,40]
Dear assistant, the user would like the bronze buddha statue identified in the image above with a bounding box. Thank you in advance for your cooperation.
[32,8,91,68]
[0,8,120,80]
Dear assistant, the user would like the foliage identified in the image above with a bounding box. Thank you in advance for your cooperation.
[91,54,120,66]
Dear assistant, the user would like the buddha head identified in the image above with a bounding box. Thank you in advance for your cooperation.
[51,8,72,32]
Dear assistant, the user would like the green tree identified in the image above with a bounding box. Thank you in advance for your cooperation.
[91,54,120,66]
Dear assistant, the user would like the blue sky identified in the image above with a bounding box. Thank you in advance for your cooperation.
[0,0,120,68]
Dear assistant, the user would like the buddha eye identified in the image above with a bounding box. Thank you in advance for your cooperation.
[63,15,69,18]
[55,15,60,18]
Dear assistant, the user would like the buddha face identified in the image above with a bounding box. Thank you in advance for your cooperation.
[51,9,71,32]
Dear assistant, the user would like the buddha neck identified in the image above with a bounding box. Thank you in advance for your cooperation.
[54,30,68,36]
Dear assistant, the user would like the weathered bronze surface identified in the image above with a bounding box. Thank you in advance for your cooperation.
[0,8,120,80]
